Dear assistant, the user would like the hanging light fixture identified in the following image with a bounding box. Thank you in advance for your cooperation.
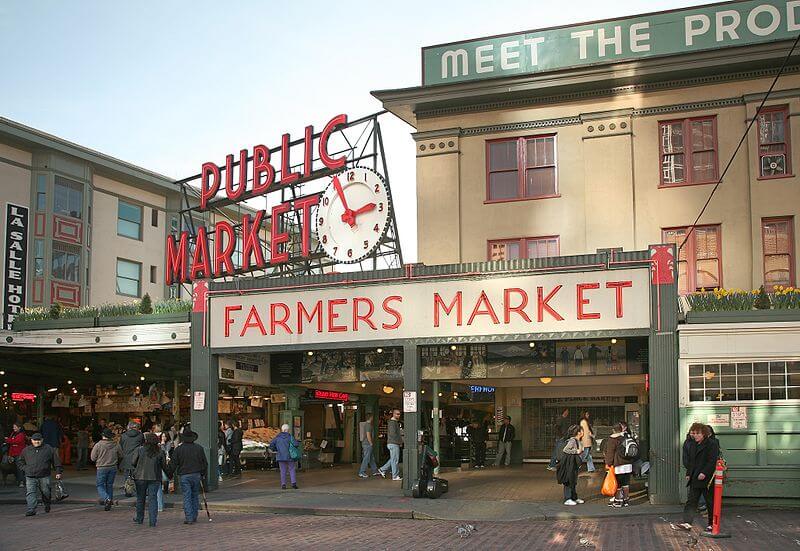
[539,377,553,385]
[450,345,457,351]
[84,366,90,372]
[140,376,146,381]
[144,362,150,368]
[307,351,314,356]
[382,385,394,394]
[360,382,366,388]
[67,380,72,385]
[611,338,617,344]
[529,342,536,348]
[421,389,425,394]
[376,348,383,354]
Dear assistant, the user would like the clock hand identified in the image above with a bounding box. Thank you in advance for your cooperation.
[332,175,351,213]
[351,203,376,216]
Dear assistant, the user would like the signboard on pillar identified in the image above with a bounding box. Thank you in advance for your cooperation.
[3,203,28,330]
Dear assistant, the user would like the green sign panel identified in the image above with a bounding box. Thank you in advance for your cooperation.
[422,0,800,85]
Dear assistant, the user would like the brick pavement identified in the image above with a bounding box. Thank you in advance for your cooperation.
[0,503,796,550]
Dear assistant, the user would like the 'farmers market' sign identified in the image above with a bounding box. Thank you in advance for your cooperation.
[423,0,800,85]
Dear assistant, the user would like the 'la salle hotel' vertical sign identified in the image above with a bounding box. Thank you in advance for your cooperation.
[3,203,28,330]
[423,0,800,85]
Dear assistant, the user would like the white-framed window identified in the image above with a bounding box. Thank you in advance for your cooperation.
[116,258,141,297]
[118,200,143,240]
[689,360,800,402]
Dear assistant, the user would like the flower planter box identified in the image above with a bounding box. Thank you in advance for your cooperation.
[96,312,190,327]
[12,318,97,331]
[685,309,800,324]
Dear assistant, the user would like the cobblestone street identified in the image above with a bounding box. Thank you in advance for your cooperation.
[0,503,797,550]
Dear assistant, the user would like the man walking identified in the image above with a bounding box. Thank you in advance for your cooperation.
[358,413,378,478]
[548,408,571,471]
[169,430,208,525]
[75,425,89,471]
[91,428,122,511]
[39,416,63,454]
[378,409,402,481]
[228,421,243,477]
[468,419,487,468]
[120,421,144,497]
[17,433,62,516]
[494,416,515,467]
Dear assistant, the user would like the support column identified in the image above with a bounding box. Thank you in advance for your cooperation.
[173,380,181,426]
[647,244,680,504]
[36,385,45,427]
[402,343,420,496]
[279,386,305,443]
[432,381,440,475]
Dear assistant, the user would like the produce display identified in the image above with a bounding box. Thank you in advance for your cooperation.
[243,427,280,444]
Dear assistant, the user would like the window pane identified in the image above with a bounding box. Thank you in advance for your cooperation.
[695,227,719,259]
[788,387,800,399]
[527,238,558,259]
[489,241,520,261]
[691,119,715,150]
[117,260,140,280]
[116,278,139,296]
[689,364,705,377]
[53,176,83,219]
[117,219,141,240]
[118,201,141,223]
[763,220,791,254]
[489,171,519,200]
[759,111,786,144]
[51,246,80,283]
[525,137,554,167]
[691,151,716,181]
[661,122,684,153]
[695,259,719,289]
[661,154,685,184]
[525,167,556,197]
[489,141,518,171]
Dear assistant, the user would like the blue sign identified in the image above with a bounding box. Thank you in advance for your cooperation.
[469,385,495,393]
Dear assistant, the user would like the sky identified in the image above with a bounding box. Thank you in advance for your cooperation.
[0,0,709,262]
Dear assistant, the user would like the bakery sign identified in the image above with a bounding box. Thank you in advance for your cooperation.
[209,268,650,348]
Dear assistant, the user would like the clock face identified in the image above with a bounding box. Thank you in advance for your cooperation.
[317,167,391,264]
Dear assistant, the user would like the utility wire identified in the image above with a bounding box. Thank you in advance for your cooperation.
[678,33,800,253]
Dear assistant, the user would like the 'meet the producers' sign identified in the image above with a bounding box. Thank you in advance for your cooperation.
[423,0,800,85]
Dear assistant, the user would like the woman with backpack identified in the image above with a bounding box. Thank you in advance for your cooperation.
[604,421,636,508]
[131,432,168,527]
[269,424,300,490]
[556,424,585,506]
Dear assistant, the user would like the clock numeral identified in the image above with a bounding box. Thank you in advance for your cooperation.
[347,248,353,258]
[318,217,324,226]
[333,246,338,255]
[373,223,380,233]
[322,196,329,206]
[322,235,327,244]
[374,183,380,193]
[347,171,355,182]
[378,202,384,212]
[363,240,369,250]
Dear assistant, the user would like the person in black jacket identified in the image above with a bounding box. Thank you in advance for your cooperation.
[494,416,515,467]
[556,424,584,506]
[678,423,719,531]
[17,433,62,516]
[169,430,208,525]
[467,419,487,468]
[228,421,243,477]
[131,432,168,527]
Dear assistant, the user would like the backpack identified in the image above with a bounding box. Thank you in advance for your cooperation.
[288,440,300,461]
[621,433,639,460]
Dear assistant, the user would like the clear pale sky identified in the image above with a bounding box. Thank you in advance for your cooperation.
[0,0,707,262]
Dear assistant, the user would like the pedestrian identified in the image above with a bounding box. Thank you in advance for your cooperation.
[17,433,62,516]
[75,425,89,471]
[357,413,378,478]
[120,421,144,497]
[579,411,596,474]
[92,418,106,445]
[156,431,174,512]
[556,424,584,506]
[217,421,226,482]
[4,422,27,488]
[269,424,300,489]
[494,415,515,467]
[677,423,719,531]
[131,432,168,527]
[169,430,208,525]
[467,420,486,468]
[378,409,403,480]
[39,415,63,452]
[229,421,243,477]
[547,408,571,471]
[91,428,122,511]
[604,421,635,508]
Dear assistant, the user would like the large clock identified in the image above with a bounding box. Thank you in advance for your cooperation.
[317,167,391,263]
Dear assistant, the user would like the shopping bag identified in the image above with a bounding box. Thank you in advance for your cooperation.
[601,468,618,497]
[54,479,69,501]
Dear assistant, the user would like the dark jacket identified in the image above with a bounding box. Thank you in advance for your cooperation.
[269,431,299,462]
[17,444,62,478]
[170,432,208,477]
[120,429,144,470]
[230,428,243,453]
[604,431,634,468]
[684,436,719,488]
[555,416,571,440]
[555,437,582,487]
[498,423,515,443]
[131,446,167,481]
[468,423,487,444]
[40,419,63,449]
[386,419,402,446]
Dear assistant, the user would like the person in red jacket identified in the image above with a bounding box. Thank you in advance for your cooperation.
[4,423,27,487]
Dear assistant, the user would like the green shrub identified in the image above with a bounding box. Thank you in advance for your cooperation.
[49,302,62,319]
[139,293,153,314]
[153,298,191,314]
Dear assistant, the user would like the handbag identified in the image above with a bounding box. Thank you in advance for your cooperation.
[124,475,136,497]
[601,468,618,497]
[54,479,69,501]
[288,441,301,461]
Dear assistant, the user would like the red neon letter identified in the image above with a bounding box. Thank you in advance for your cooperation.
[189,226,212,281]
[433,292,462,327]
[224,305,242,337]
[467,291,500,325]
[240,305,267,337]
[606,280,633,318]
[353,297,377,330]
[270,303,292,335]
[280,133,300,186]
[537,285,564,322]
[503,288,531,324]
[166,231,189,284]
[319,114,348,170]
[328,299,348,332]
[297,300,323,334]
[294,194,319,257]
[224,151,247,202]
[382,296,403,330]
[214,220,236,277]
[270,202,291,264]
[241,211,266,271]
[200,162,220,210]
[577,283,601,320]
[304,125,313,178]
[252,144,274,196]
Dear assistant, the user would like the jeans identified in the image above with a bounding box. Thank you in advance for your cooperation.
[229,451,241,475]
[135,480,160,526]
[495,441,513,466]
[157,471,168,512]
[684,485,714,527]
[549,438,566,468]
[96,467,117,502]
[76,448,88,470]
[563,482,577,501]
[473,442,486,466]
[359,442,377,475]
[179,472,202,522]
[580,446,595,472]
[25,476,51,513]
[278,460,297,486]
[380,443,401,478]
